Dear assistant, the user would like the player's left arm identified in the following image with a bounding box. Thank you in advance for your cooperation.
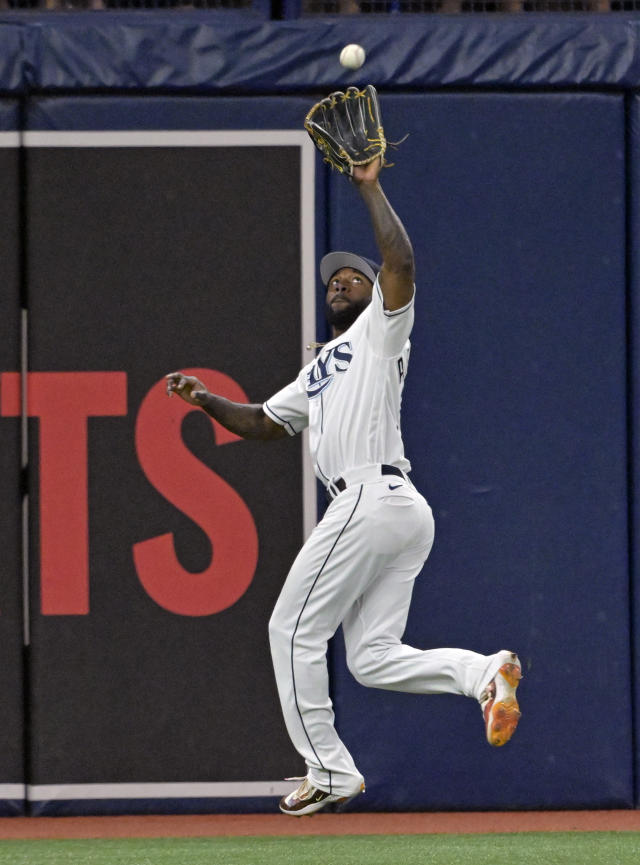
[352,158,415,311]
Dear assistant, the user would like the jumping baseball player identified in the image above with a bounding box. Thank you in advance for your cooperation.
[166,86,522,817]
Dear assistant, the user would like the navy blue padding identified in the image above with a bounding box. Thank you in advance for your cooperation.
[0,98,25,815]
[0,799,25,818]
[27,94,315,131]
[0,100,18,131]
[0,21,23,92]
[29,796,282,818]
[328,92,632,810]
[3,13,640,91]
[630,95,640,809]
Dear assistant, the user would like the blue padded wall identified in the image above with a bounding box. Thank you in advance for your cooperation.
[4,13,640,91]
[630,95,640,809]
[3,21,635,810]
[328,92,632,810]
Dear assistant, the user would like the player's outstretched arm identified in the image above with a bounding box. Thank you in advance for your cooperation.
[352,159,415,311]
[165,372,287,441]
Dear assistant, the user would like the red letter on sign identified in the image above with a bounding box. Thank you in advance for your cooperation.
[0,371,128,615]
[133,369,259,616]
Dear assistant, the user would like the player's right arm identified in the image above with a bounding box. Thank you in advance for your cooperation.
[165,372,287,441]
[352,158,415,313]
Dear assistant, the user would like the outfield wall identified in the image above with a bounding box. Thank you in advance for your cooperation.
[0,11,637,814]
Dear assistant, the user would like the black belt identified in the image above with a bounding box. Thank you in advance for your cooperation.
[328,465,405,501]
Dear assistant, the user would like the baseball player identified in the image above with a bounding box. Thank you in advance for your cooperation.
[166,93,522,817]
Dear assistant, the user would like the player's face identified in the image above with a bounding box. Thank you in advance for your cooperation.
[325,267,373,331]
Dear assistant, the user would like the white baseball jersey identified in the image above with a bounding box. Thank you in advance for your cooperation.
[263,277,413,485]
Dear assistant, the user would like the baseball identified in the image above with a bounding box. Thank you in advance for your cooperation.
[339,44,366,70]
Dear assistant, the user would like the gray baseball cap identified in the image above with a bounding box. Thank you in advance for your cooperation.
[320,252,380,287]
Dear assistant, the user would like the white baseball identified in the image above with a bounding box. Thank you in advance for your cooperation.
[339,44,366,70]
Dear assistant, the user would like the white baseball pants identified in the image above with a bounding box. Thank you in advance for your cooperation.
[268,475,504,798]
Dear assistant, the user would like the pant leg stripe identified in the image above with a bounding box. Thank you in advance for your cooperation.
[289,485,363,784]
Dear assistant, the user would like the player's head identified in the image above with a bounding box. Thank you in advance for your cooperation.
[320,252,380,331]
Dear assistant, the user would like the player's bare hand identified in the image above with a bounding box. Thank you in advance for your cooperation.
[352,157,383,186]
[165,372,208,406]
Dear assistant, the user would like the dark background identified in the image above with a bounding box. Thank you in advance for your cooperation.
[25,145,305,784]
[0,102,25,812]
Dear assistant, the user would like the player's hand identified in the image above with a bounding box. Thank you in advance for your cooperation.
[165,372,208,406]
[352,157,383,186]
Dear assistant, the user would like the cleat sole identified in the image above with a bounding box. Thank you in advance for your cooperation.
[484,654,522,747]
[487,697,521,746]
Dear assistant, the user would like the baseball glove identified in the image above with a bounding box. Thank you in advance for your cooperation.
[304,84,387,176]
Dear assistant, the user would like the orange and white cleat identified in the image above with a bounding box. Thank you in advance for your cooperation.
[479,650,522,747]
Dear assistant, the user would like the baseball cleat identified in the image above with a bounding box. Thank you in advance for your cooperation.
[479,650,522,747]
[279,776,364,817]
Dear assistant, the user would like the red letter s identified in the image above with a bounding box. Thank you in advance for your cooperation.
[133,369,259,616]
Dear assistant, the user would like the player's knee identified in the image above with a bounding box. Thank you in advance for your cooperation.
[346,651,378,688]
[347,641,399,687]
